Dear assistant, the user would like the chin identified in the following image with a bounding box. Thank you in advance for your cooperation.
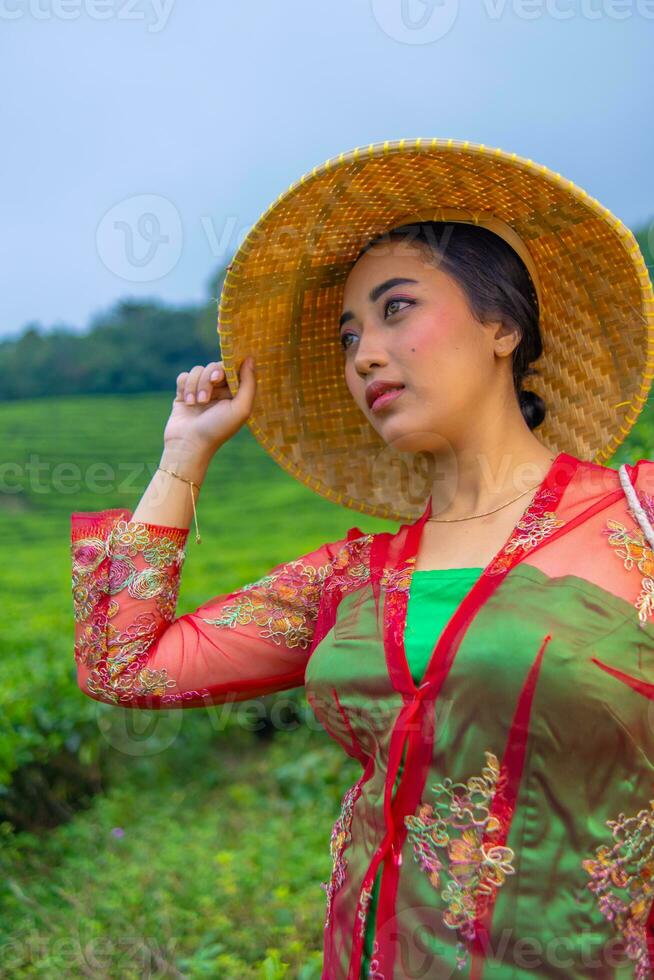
[374,425,437,455]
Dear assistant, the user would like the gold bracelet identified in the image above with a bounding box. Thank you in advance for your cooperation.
[157,466,202,544]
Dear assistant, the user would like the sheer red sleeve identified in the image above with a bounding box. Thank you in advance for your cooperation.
[70,508,364,709]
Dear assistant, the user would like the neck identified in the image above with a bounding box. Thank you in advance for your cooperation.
[427,437,555,522]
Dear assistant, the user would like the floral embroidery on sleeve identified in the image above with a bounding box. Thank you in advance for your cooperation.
[71,518,187,704]
[199,557,334,650]
[200,533,374,650]
[403,750,516,972]
[581,798,654,980]
[320,533,374,606]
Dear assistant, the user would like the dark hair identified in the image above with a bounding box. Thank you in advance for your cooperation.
[356,221,546,431]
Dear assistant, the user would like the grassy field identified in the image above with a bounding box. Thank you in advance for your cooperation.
[0,390,651,976]
[0,391,398,978]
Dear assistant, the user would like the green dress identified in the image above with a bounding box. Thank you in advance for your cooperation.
[71,453,654,977]
[359,566,484,979]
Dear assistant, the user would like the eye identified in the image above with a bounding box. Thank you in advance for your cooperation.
[339,297,414,352]
[339,330,356,352]
[384,297,413,318]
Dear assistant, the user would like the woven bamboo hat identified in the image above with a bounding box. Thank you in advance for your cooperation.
[217,137,654,524]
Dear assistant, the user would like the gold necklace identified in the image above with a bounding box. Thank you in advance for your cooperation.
[427,459,555,523]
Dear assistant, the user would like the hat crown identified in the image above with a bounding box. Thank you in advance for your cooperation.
[218,137,654,522]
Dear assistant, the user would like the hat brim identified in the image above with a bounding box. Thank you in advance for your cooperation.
[218,137,654,523]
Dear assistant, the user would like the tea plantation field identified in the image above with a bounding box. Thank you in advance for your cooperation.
[0,391,395,977]
[0,390,650,976]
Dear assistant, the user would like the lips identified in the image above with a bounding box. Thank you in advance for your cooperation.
[369,387,405,413]
[365,381,405,409]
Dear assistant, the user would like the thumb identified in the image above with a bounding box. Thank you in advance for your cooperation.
[233,356,257,410]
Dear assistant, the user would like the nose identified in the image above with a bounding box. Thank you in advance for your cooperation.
[352,322,389,376]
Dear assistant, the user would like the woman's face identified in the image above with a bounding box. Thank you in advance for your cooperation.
[340,239,516,454]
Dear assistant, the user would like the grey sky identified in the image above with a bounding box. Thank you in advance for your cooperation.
[2,0,652,339]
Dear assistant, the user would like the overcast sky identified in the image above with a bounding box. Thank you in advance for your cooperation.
[2,0,652,339]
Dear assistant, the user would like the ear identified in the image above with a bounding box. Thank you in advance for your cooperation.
[488,318,521,358]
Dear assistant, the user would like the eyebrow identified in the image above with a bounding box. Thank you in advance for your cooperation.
[339,277,419,329]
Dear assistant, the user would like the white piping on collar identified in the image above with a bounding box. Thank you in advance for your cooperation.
[619,463,654,551]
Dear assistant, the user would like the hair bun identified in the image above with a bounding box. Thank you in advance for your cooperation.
[518,388,547,430]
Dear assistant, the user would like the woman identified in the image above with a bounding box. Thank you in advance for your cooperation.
[71,139,654,978]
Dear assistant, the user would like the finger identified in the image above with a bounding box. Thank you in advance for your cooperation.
[196,362,225,403]
[182,365,206,404]
[232,356,256,412]
[175,371,189,402]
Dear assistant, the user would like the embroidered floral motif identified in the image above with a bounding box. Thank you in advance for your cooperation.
[71,519,187,704]
[367,938,385,979]
[404,750,516,972]
[358,891,385,978]
[72,521,185,624]
[639,491,654,528]
[200,563,326,649]
[603,518,654,628]
[202,534,373,650]
[380,490,563,594]
[321,775,366,929]
[108,520,184,566]
[320,534,374,606]
[485,490,564,576]
[378,557,417,652]
[72,519,372,706]
[357,880,375,940]
[581,798,654,979]
[380,557,415,593]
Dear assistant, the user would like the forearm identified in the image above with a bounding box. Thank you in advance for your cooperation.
[131,442,214,529]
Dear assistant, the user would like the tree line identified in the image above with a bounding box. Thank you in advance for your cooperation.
[2,224,653,402]
[0,266,227,400]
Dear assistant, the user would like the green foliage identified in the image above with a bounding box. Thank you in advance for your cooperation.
[1,223,653,970]
[0,364,653,804]
[0,290,224,401]
[1,218,652,405]
[0,388,394,804]
[0,725,360,977]
[635,221,654,281]
[0,386,390,969]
